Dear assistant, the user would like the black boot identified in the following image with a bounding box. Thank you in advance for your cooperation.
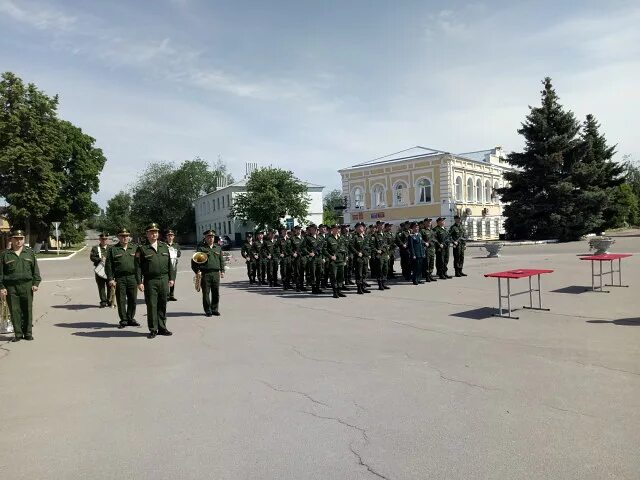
[337,286,346,297]
[455,269,461,277]
[332,287,340,298]
[382,280,390,290]
[459,271,468,277]
[356,283,364,295]
[340,285,350,291]
[378,279,385,291]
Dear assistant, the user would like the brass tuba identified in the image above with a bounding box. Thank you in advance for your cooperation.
[192,251,208,292]
[0,294,12,334]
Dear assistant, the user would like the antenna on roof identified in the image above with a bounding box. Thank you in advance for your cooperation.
[245,162,257,178]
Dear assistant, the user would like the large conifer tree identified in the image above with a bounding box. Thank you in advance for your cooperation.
[500,77,582,240]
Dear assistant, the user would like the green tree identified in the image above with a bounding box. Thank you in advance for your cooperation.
[0,72,106,240]
[230,167,310,230]
[129,157,231,235]
[605,183,639,228]
[500,78,584,240]
[101,191,133,234]
[322,188,344,225]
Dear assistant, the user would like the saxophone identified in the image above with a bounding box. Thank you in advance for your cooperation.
[0,294,12,334]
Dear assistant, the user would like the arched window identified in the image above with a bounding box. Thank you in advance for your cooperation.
[455,176,463,201]
[485,180,491,204]
[494,218,500,235]
[485,219,491,237]
[477,219,483,237]
[476,179,483,203]
[371,185,386,208]
[352,187,363,209]
[416,179,432,204]
[467,178,474,202]
[467,219,474,238]
[207,200,211,214]
[492,181,500,203]
[393,182,407,206]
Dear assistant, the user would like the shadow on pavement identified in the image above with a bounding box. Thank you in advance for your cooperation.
[587,318,640,326]
[55,322,115,329]
[72,330,148,338]
[450,307,496,320]
[165,311,207,317]
[223,280,329,299]
[52,304,99,310]
[550,285,589,294]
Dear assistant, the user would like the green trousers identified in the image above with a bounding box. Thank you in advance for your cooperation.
[200,271,220,314]
[436,246,450,276]
[7,282,33,338]
[353,256,366,282]
[453,246,465,271]
[95,273,108,304]
[426,248,436,275]
[280,257,292,285]
[143,276,168,333]
[327,261,345,287]
[292,256,306,288]
[306,256,323,288]
[115,274,137,325]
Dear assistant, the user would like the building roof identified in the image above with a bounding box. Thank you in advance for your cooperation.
[456,149,495,162]
[199,177,324,198]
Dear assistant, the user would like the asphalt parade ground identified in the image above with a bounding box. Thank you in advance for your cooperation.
[1,233,639,479]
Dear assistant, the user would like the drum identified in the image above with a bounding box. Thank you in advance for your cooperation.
[94,263,107,279]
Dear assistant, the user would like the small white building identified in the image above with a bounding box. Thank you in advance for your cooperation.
[194,173,324,246]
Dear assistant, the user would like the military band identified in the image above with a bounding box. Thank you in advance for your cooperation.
[90,233,111,307]
[191,229,225,317]
[105,228,140,329]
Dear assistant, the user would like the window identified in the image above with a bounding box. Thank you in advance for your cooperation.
[416,179,432,204]
[227,195,230,208]
[477,219,483,237]
[228,220,231,234]
[222,196,225,208]
[494,218,500,235]
[217,198,220,210]
[485,180,491,204]
[353,187,363,209]
[213,198,215,211]
[455,176,463,201]
[371,185,386,207]
[207,200,211,214]
[393,182,407,206]
[476,179,483,203]
[467,178,474,202]
[492,181,500,203]
[467,219,474,238]
[485,219,491,237]
[223,222,227,234]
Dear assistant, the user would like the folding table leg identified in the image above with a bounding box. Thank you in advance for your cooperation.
[606,258,629,288]
[523,275,550,311]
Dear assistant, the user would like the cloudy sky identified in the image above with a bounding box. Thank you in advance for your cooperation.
[1,0,638,206]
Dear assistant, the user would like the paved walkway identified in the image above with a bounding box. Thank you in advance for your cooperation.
[1,236,638,479]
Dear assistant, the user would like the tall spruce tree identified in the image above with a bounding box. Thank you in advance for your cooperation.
[500,78,582,240]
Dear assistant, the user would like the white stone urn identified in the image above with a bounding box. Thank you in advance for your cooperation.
[588,236,615,255]
[484,242,504,258]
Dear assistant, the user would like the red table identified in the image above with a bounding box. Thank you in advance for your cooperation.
[579,253,633,293]
[484,269,554,319]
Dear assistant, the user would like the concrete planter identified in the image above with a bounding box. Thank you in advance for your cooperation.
[484,242,504,258]
[589,237,615,255]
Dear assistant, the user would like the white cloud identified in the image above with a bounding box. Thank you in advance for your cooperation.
[0,0,76,32]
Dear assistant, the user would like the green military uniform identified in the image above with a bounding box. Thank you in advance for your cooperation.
[192,232,225,316]
[370,229,391,290]
[322,229,347,298]
[166,234,181,300]
[384,227,396,279]
[105,231,138,328]
[0,231,41,341]
[252,236,267,285]
[341,226,355,285]
[277,232,293,290]
[241,237,257,284]
[135,224,176,337]
[424,226,437,280]
[433,220,452,279]
[289,229,307,291]
[449,219,468,277]
[348,224,371,294]
[301,226,324,294]
[90,236,110,307]
[395,224,411,281]
[262,234,280,287]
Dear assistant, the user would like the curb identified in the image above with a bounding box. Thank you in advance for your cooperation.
[466,240,560,247]
[38,245,88,261]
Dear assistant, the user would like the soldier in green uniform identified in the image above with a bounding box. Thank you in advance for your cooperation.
[0,230,41,342]
[341,225,355,285]
[318,224,330,289]
[262,230,280,287]
[191,229,225,317]
[449,215,468,277]
[433,217,452,279]
[395,221,411,281]
[105,228,140,329]
[252,231,267,285]
[422,218,437,282]
[90,233,111,307]
[165,230,181,301]
[384,223,396,280]
[135,223,176,339]
[277,227,293,290]
[302,224,324,294]
[349,222,371,294]
[371,222,391,290]
[240,233,256,284]
[289,225,307,292]
[363,224,374,288]
[322,224,347,298]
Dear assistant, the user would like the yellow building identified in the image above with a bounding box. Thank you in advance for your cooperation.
[338,146,512,240]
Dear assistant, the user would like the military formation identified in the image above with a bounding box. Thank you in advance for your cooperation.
[240,215,467,297]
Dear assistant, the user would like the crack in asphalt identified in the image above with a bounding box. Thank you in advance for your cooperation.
[349,444,391,480]
[541,403,598,418]
[259,380,329,407]
[575,360,640,377]
[302,410,369,444]
[290,345,347,365]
